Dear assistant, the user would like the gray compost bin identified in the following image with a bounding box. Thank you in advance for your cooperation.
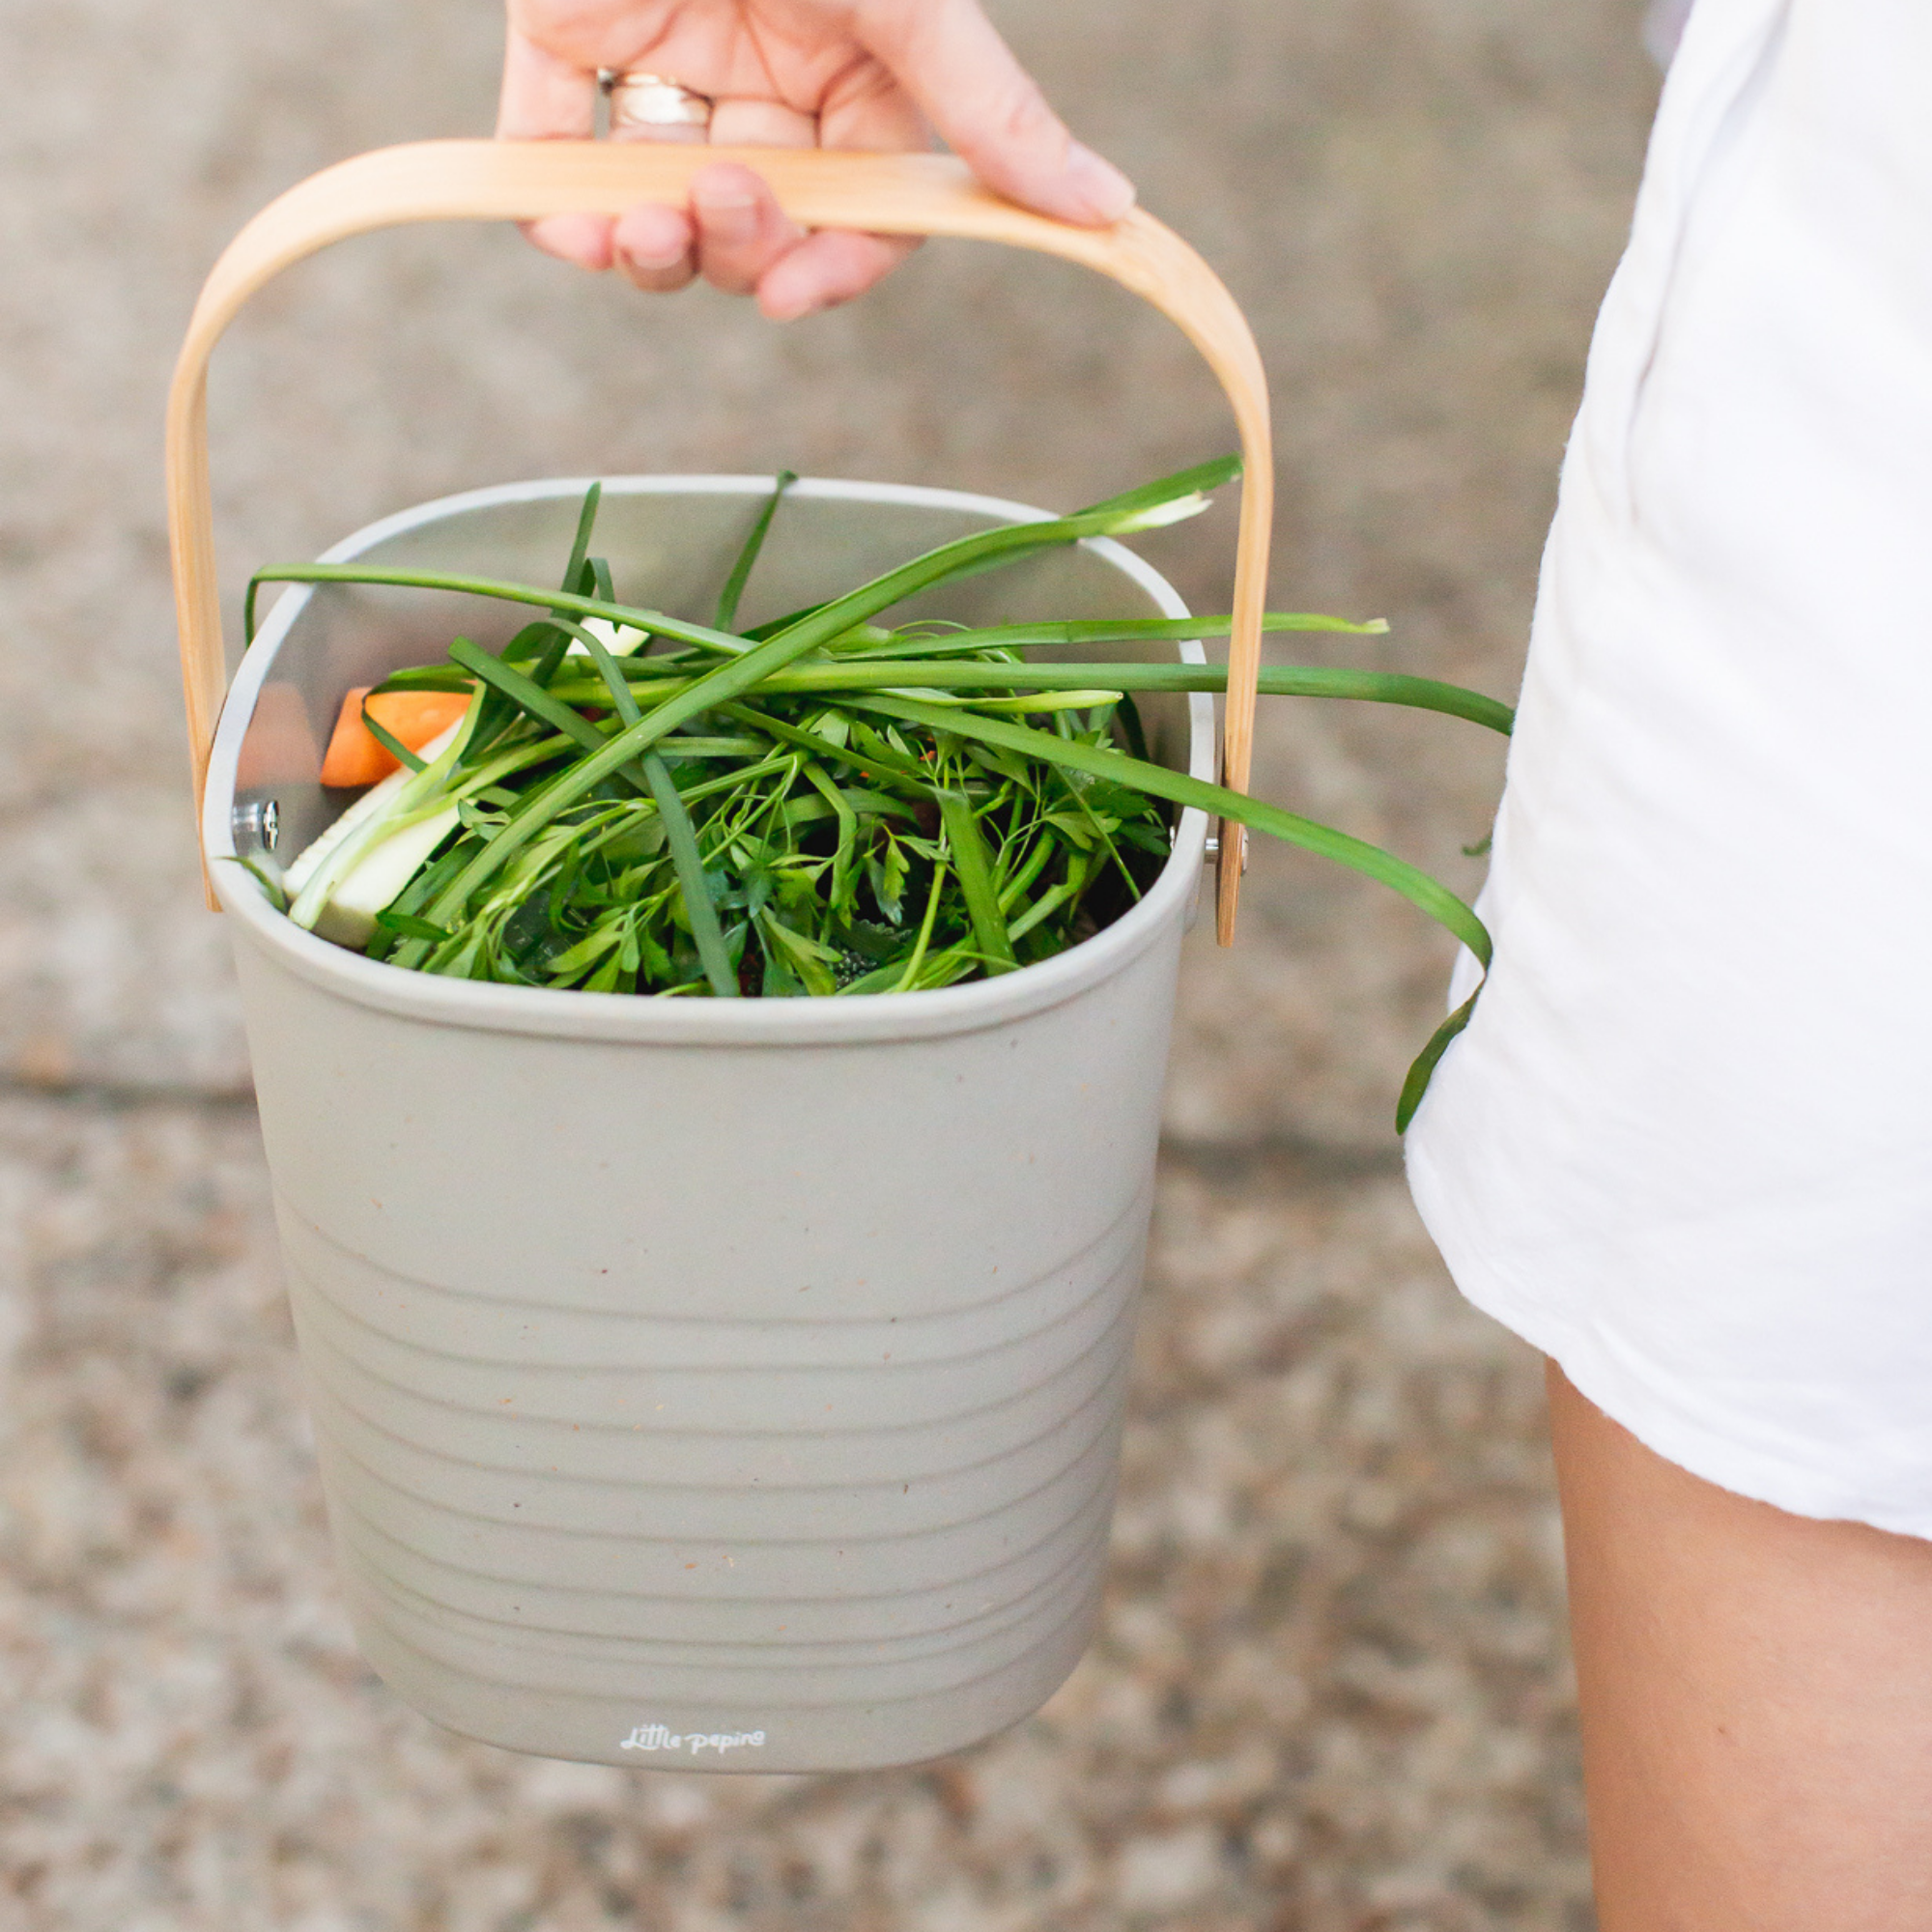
[202,474,1212,1771]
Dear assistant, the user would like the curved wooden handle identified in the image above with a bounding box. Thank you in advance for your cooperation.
[167,140,1271,937]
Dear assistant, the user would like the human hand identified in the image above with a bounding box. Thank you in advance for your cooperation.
[497,0,1135,320]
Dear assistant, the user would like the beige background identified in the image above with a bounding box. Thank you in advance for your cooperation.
[0,2,1656,1924]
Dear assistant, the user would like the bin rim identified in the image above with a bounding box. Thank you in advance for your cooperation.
[204,472,1212,1047]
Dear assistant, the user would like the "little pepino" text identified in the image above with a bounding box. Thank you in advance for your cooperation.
[618,1722,767,1756]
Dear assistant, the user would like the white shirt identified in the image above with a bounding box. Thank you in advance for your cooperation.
[1406,0,1932,1535]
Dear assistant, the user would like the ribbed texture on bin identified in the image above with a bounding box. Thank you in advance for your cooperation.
[282,1197,1146,1770]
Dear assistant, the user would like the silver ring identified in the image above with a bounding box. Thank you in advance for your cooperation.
[602,71,713,134]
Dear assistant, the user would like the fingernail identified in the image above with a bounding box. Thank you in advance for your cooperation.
[760,279,821,323]
[528,214,615,271]
[622,235,687,271]
[694,178,759,241]
[1064,142,1136,222]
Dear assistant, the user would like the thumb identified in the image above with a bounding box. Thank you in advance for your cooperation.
[855,0,1135,225]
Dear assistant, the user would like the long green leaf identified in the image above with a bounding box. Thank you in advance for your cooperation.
[715,470,796,631]
[248,565,751,659]
[1069,453,1241,521]
[563,482,603,601]
[250,457,1227,671]
[1395,991,1478,1133]
[548,660,1514,736]
[237,458,1233,646]
[936,786,1017,973]
[846,611,1388,661]
[641,755,737,997]
[754,478,1221,661]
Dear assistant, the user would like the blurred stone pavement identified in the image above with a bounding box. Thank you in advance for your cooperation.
[0,3,1657,1925]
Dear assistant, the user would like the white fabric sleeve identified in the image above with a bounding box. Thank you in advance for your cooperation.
[1406,0,1932,1536]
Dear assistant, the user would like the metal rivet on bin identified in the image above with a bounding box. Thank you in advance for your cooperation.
[232,798,280,854]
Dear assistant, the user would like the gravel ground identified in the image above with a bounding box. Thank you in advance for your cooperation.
[0,1,1656,1924]
[0,1099,1581,1931]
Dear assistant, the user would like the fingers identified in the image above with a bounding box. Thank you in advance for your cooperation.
[614,142,881,304]
[707,98,820,147]
[495,3,998,315]
[854,0,1134,225]
[612,199,697,293]
[757,229,920,323]
[686,104,814,299]
[497,25,613,270]
[634,163,916,319]
[611,102,819,298]
[689,162,807,298]
[722,61,922,318]
[621,150,918,314]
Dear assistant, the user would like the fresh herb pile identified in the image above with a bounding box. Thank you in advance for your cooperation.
[246,459,1509,1123]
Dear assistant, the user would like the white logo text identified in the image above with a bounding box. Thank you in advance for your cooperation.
[618,1722,767,1756]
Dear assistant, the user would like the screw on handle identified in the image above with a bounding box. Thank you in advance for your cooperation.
[167,140,1273,936]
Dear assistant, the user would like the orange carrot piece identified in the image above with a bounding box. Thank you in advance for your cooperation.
[319,687,471,787]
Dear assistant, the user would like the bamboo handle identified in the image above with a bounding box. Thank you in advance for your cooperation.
[167,140,1272,937]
